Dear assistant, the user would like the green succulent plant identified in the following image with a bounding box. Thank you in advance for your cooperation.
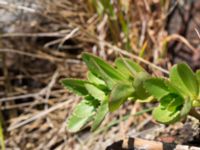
[62,53,200,132]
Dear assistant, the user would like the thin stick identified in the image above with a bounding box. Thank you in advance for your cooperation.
[164,34,197,53]
[0,32,68,38]
[0,89,66,103]
[0,0,36,13]
[44,70,59,128]
[58,27,79,47]
[7,100,71,131]
[195,28,200,40]
[104,42,169,74]
[0,48,63,62]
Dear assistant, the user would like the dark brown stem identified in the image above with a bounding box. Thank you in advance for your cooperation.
[189,108,200,121]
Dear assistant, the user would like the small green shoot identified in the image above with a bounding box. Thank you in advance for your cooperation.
[62,52,200,132]
[0,115,5,150]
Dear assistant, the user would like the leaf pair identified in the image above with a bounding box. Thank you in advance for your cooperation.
[144,63,196,124]
[169,63,198,98]
[63,53,121,132]
[83,53,146,112]
[109,82,134,112]
[62,75,107,132]
[82,53,129,89]
[144,63,199,100]
[63,53,145,132]
[109,57,151,111]
[114,57,144,78]
[67,97,98,132]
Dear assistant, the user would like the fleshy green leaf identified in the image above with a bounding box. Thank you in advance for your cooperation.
[152,105,181,124]
[82,53,127,85]
[91,98,109,131]
[109,82,135,112]
[153,93,186,124]
[170,63,198,97]
[180,98,192,117]
[90,59,117,89]
[67,114,92,133]
[62,79,89,96]
[115,57,144,78]
[85,84,106,100]
[144,78,169,100]
[67,98,99,132]
[87,71,106,86]
[160,93,183,112]
[133,72,150,100]
[164,80,183,96]
[196,70,200,96]
[114,59,132,79]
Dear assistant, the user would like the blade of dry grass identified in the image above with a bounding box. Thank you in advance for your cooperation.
[7,99,71,131]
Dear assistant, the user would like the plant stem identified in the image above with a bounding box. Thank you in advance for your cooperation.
[189,108,200,121]
[0,114,5,150]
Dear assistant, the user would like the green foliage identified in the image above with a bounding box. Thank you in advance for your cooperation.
[85,83,106,100]
[67,96,99,132]
[63,52,200,132]
[0,116,5,150]
[152,93,183,124]
[144,78,170,100]
[152,105,180,124]
[196,70,200,97]
[180,98,192,117]
[109,82,134,112]
[169,63,198,98]
[62,79,90,96]
[87,71,106,87]
[115,57,144,77]
[91,98,108,131]
[133,72,150,100]
[82,53,127,89]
